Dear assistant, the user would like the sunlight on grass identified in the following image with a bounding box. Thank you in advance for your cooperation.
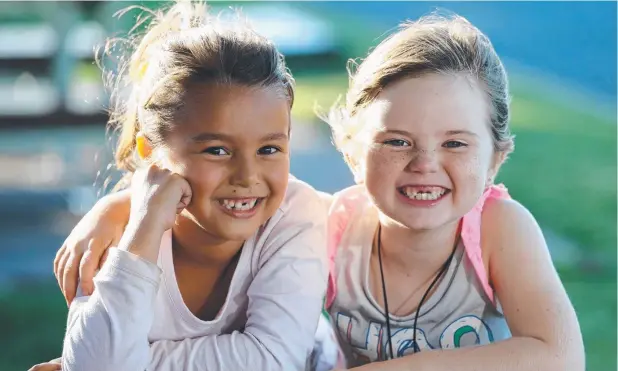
[292,73,349,123]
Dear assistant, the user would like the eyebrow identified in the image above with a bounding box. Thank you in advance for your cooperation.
[378,129,479,137]
[445,130,479,137]
[378,129,412,136]
[190,132,288,143]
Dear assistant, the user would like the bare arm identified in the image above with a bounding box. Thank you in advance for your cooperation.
[353,199,584,371]
[55,189,131,303]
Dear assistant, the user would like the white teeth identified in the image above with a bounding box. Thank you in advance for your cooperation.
[403,188,446,201]
[221,198,259,211]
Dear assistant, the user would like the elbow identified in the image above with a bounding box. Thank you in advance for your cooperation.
[62,335,141,371]
[244,334,308,371]
[256,347,304,371]
[557,341,585,371]
[61,335,100,371]
[539,335,585,371]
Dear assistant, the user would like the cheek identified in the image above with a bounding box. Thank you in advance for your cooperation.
[265,158,290,193]
[176,160,226,196]
[364,149,409,180]
[449,151,492,191]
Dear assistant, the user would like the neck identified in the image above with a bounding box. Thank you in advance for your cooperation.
[171,214,244,269]
[376,213,460,271]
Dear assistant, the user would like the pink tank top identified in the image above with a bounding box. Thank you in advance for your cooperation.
[325,184,511,308]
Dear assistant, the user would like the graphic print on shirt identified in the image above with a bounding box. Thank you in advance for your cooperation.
[336,312,494,361]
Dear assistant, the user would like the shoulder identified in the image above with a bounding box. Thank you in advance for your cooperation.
[253,176,329,266]
[481,197,545,259]
[482,197,541,239]
[278,175,331,219]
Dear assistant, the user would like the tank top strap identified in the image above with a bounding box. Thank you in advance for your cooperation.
[460,184,511,304]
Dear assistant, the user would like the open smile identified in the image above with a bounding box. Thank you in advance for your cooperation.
[397,185,451,207]
[217,197,265,218]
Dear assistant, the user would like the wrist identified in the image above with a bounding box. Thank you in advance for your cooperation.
[128,209,168,234]
[118,217,166,264]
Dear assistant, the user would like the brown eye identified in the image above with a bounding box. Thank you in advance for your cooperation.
[203,147,230,156]
[258,146,280,155]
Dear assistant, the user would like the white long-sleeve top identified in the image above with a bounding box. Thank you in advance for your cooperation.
[61,177,329,371]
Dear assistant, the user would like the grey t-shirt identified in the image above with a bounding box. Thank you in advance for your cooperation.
[329,203,511,367]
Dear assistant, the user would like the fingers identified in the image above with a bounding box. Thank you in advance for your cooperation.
[99,248,110,269]
[176,175,193,212]
[53,243,67,282]
[58,238,86,305]
[56,250,71,303]
[62,249,83,305]
[28,362,62,371]
[79,250,96,296]
[79,238,107,296]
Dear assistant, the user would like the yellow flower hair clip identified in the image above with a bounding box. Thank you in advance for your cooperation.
[130,57,150,83]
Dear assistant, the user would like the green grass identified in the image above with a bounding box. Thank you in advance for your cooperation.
[292,72,349,123]
[0,283,67,371]
[503,87,616,260]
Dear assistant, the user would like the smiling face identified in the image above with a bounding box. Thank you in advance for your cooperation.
[358,73,503,231]
[155,83,291,241]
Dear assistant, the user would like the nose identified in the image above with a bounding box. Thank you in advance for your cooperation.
[406,149,439,174]
[230,154,260,188]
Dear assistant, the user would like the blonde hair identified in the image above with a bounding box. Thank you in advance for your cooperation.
[327,14,514,172]
[100,1,294,190]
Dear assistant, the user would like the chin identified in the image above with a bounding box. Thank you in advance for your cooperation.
[217,225,259,241]
[387,208,455,232]
[392,216,437,231]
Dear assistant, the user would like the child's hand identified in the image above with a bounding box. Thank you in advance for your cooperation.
[28,358,62,371]
[28,363,61,371]
[128,164,192,233]
[54,191,130,305]
[114,164,192,263]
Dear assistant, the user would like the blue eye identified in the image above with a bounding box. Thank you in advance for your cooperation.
[258,146,281,155]
[443,141,467,149]
[203,147,230,156]
[383,139,411,147]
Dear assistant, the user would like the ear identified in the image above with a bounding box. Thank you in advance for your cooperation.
[487,151,507,185]
[135,132,153,160]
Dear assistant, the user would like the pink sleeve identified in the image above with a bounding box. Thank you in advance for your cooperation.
[460,184,511,304]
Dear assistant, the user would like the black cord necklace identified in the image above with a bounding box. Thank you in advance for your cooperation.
[376,224,457,360]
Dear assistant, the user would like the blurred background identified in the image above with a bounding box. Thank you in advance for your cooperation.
[0,1,615,370]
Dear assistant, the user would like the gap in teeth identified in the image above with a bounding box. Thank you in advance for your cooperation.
[222,198,258,210]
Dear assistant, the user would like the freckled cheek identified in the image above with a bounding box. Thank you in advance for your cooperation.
[449,155,487,195]
[365,149,409,179]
